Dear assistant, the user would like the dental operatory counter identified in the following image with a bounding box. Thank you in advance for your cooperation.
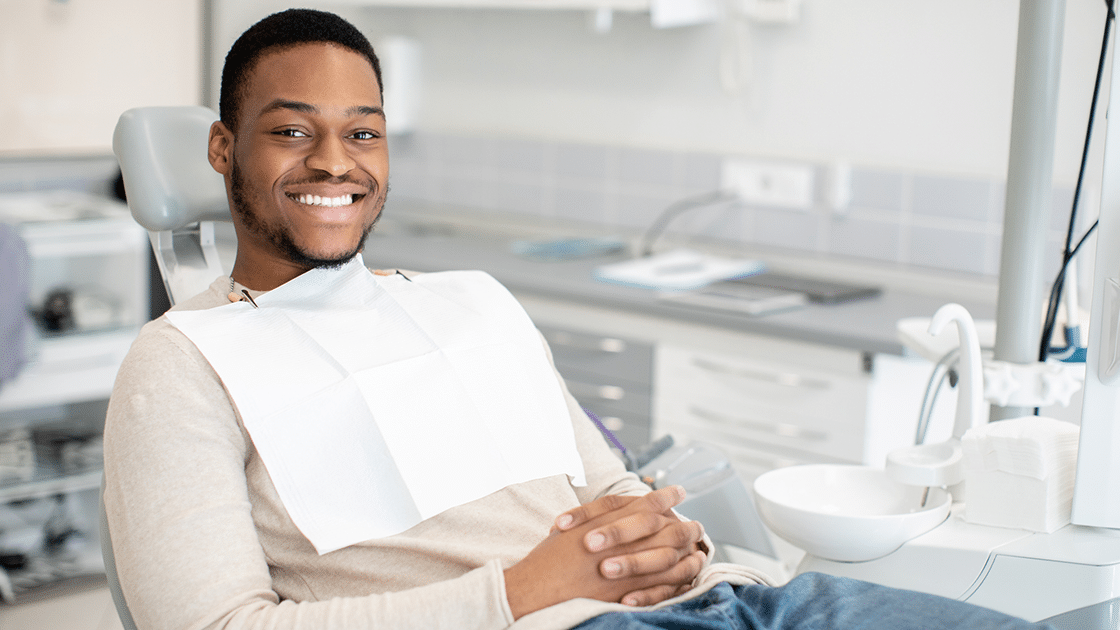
[360,210,997,358]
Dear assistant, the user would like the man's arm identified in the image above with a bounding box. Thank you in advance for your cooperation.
[104,320,516,630]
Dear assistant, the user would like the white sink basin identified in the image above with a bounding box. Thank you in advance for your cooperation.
[753,464,952,562]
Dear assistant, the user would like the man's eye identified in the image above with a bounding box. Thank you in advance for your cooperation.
[351,131,380,140]
[275,128,308,137]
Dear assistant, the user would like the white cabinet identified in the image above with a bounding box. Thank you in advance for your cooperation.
[655,341,871,483]
[514,293,876,483]
[0,194,148,602]
[2,214,148,413]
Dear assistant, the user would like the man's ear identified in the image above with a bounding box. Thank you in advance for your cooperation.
[208,121,234,176]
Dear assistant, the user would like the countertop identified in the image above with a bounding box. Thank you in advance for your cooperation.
[361,212,998,356]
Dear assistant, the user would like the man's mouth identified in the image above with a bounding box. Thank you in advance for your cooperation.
[288,193,366,207]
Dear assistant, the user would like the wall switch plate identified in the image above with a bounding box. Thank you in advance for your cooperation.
[721,159,815,210]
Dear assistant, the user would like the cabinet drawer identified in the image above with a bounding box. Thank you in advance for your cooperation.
[582,404,651,452]
[655,342,870,466]
[563,377,650,417]
[658,400,863,462]
[539,325,653,385]
[657,345,867,423]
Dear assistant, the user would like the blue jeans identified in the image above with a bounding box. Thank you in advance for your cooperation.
[573,573,1055,629]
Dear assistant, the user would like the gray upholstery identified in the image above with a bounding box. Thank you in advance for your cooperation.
[113,107,233,305]
[113,106,229,232]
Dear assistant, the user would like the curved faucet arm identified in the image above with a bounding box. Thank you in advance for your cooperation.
[928,303,985,438]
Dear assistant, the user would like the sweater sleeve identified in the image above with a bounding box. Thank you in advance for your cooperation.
[103,321,516,630]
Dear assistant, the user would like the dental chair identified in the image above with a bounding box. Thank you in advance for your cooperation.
[103,106,779,630]
[99,106,228,630]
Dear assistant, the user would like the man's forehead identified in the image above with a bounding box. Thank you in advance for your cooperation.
[241,43,381,109]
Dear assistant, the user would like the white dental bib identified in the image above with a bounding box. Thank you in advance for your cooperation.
[166,256,586,554]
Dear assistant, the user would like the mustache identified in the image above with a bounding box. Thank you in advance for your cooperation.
[286,173,376,190]
[284,171,371,183]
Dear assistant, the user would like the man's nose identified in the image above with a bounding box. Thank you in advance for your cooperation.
[305,136,356,177]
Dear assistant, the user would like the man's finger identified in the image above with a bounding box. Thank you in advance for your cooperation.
[584,498,698,554]
[600,545,682,579]
[619,584,680,608]
[553,494,638,531]
[635,485,686,515]
[617,550,706,606]
[585,511,672,553]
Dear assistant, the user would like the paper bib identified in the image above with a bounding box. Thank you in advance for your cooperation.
[167,256,586,554]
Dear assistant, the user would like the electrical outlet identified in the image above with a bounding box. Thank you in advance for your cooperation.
[721,159,815,210]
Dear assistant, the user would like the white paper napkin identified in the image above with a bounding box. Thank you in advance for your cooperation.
[168,256,586,553]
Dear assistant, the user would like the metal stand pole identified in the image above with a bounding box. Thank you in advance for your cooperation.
[992,0,1067,421]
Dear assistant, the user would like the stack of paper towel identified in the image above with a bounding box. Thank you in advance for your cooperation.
[961,416,1080,533]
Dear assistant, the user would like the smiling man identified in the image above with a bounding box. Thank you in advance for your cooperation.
[210,22,389,288]
[104,9,712,630]
[103,9,1057,630]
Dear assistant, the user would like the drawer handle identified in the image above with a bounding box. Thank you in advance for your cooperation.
[689,405,828,442]
[601,416,625,432]
[549,331,627,354]
[732,450,800,471]
[567,381,626,401]
[691,357,830,391]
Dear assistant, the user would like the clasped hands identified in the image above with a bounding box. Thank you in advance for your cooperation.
[504,486,707,620]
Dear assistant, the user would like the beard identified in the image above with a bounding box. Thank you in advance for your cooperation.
[229,157,384,270]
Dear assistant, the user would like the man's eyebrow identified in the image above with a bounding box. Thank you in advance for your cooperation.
[347,105,385,118]
[259,99,317,116]
[257,99,384,118]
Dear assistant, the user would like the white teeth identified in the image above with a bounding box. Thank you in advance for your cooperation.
[295,194,354,207]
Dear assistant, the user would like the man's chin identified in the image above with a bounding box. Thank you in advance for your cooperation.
[296,249,362,270]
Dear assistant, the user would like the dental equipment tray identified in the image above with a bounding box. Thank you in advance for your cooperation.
[730,272,881,304]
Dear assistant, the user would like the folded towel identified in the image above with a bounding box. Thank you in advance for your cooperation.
[962,416,1079,532]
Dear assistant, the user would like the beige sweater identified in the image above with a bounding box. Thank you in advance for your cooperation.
[103,275,769,630]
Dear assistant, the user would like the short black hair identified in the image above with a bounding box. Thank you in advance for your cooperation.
[219,9,383,132]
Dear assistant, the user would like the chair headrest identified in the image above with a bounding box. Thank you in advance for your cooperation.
[113,106,231,232]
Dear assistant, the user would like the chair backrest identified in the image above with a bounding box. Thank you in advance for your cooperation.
[100,477,139,630]
[113,106,233,304]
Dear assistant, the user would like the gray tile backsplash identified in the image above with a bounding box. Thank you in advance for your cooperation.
[849,170,905,214]
[4,135,1079,283]
[386,131,1082,281]
[911,175,998,222]
[907,225,991,275]
[827,216,902,264]
[617,147,676,187]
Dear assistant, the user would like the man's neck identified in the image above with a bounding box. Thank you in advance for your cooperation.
[229,255,311,292]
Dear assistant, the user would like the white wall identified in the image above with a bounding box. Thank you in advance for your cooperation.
[0,0,202,155]
[241,1,1110,187]
[212,2,1105,184]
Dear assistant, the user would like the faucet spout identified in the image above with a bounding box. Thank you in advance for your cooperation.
[927,303,985,439]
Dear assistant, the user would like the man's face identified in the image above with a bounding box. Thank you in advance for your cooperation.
[209,43,388,282]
